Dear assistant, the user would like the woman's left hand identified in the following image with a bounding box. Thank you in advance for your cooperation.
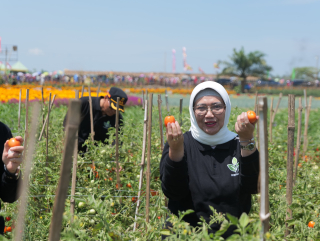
[235,112,259,140]
[2,136,24,174]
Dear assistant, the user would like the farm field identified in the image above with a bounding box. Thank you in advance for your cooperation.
[1,96,320,240]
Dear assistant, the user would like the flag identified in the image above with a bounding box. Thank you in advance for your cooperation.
[291,68,295,80]
[172,49,176,73]
[213,63,219,69]
[199,67,205,74]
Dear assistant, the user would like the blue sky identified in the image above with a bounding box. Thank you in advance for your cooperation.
[1,0,319,76]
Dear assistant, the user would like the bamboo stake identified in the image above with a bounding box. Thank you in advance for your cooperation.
[14,103,40,241]
[146,93,153,225]
[46,93,52,184]
[41,86,45,126]
[158,95,164,151]
[304,89,307,126]
[302,96,312,161]
[165,90,169,113]
[133,99,148,231]
[115,97,121,204]
[285,94,295,237]
[255,92,259,150]
[81,85,85,97]
[179,98,183,126]
[97,83,100,97]
[38,95,57,140]
[258,97,270,241]
[48,99,81,241]
[254,91,258,113]
[272,93,282,123]
[142,90,145,110]
[293,98,302,184]
[70,90,79,222]
[269,97,274,143]
[18,89,22,131]
[88,86,95,168]
[24,89,29,145]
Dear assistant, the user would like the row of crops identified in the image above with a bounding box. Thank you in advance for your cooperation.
[0,96,320,240]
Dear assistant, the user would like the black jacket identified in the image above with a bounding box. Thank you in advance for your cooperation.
[160,131,259,237]
[0,122,21,234]
[63,97,123,153]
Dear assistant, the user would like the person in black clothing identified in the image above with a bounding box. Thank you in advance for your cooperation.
[63,87,128,154]
[160,81,260,239]
[0,122,24,235]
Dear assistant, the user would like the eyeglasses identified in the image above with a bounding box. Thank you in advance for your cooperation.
[193,104,225,116]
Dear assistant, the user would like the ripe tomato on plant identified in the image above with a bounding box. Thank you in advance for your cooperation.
[8,138,21,148]
[126,183,132,188]
[116,183,123,189]
[247,111,257,124]
[150,189,159,196]
[308,221,315,228]
[164,116,176,127]
[6,227,12,232]
[5,216,11,221]
[132,197,137,203]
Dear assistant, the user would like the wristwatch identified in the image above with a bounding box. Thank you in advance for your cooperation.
[240,141,256,151]
[4,164,20,180]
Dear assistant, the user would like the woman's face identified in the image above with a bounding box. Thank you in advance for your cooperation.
[194,95,226,135]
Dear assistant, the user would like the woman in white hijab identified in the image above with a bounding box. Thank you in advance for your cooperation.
[160,81,259,239]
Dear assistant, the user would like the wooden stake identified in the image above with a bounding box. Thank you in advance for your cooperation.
[48,99,81,241]
[269,97,274,143]
[146,93,153,224]
[97,83,100,97]
[14,103,40,241]
[88,86,95,168]
[115,97,121,204]
[24,89,29,145]
[285,94,295,237]
[258,97,270,240]
[133,99,148,231]
[254,91,258,113]
[81,85,85,98]
[302,96,312,161]
[70,90,79,222]
[41,86,45,126]
[179,98,183,126]
[18,89,22,131]
[293,98,302,184]
[38,95,57,141]
[158,95,164,151]
[46,93,52,184]
[304,89,307,126]
[272,93,282,123]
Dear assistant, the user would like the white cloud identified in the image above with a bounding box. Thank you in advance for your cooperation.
[28,48,44,55]
[282,0,319,5]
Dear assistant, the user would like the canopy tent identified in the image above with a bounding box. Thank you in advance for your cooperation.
[11,61,28,72]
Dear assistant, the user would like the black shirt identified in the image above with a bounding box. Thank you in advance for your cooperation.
[160,131,259,237]
[63,97,123,153]
[0,122,21,234]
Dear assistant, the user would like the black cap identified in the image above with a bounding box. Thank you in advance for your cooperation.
[106,87,128,112]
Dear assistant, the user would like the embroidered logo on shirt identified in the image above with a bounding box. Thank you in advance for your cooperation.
[227,157,239,176]
[103,121,111,130]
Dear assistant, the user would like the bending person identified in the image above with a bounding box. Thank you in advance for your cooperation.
[160,81,259,239]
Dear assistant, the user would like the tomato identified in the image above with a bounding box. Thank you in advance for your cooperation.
[126,183,132,188]
[298,163,302,168]
[8,138,21,148]
[4,227,6,233]
[89,219,95,225]
[6,227,12,232]
[158,216,161,219]
[308,221,315,228]
[246,111,257,124]
[109,177,113,181]
[89,209,96,215]
[132,197,137,203]
[78,202,86,208]
[164,116,176,127]
[5,216,11,221]
[116,183,123,189]
[151,189,159,196]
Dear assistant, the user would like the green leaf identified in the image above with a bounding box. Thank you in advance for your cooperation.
[160,229,171,236]
[227,164,236,172]
[239,213,249,228]
[232,157,238,165]
[93,222,103,231]
[226,213,238,225]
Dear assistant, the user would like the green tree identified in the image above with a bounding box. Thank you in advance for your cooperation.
[219,47,272,93]
[294,67,317,81]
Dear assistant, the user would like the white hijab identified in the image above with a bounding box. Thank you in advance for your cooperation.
[189,81,237,146]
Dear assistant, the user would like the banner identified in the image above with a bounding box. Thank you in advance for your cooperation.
[291,68,295,80]
[182,47,192,71]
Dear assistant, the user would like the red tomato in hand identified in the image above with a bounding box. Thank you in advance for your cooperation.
[8,138,21,148]
[247,111,257,124]
[164,116,176,127]
[308,221,315,228]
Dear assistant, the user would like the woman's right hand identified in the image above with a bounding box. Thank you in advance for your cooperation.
[166,121,184,162]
